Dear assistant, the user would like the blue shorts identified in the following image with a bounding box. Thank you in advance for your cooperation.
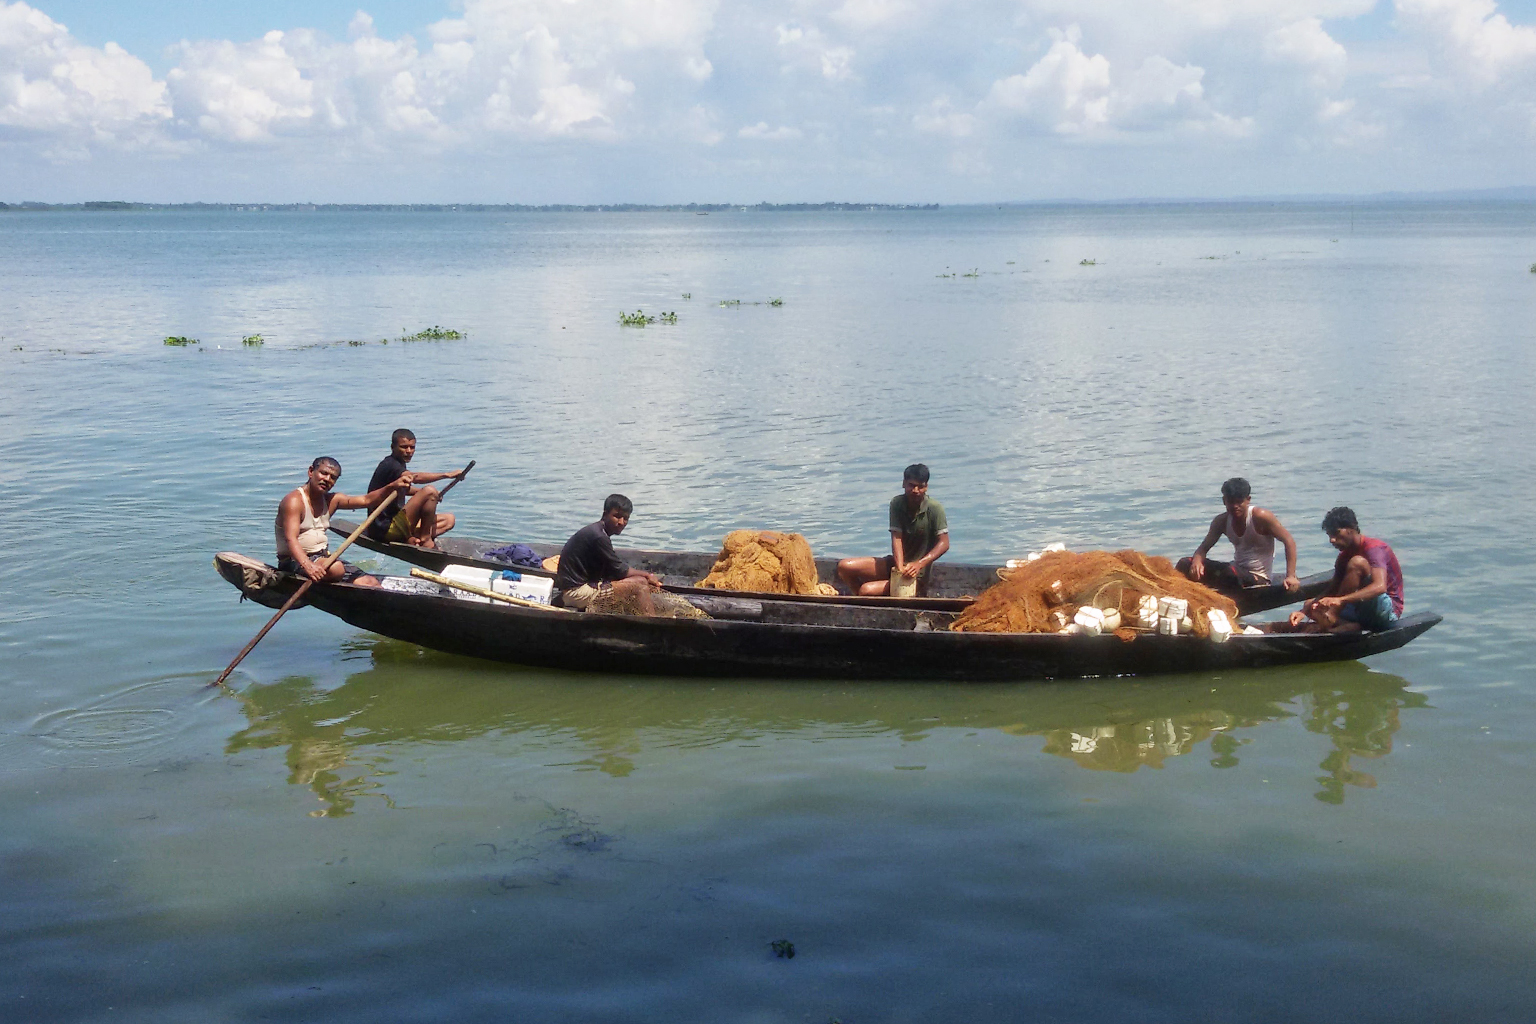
[1339,592,1399,631]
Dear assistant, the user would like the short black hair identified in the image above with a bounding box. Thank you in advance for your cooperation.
[903,463,930,485]
[310,456,341,473]
[604,493,634,516]
[391,428,416,445]
[1221,477,1251,503]
[1322,506,1359,535]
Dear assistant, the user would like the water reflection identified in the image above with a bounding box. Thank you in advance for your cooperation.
[226,640,1430,815]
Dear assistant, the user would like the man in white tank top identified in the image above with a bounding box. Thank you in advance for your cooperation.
[275,456,412,586]
[1177,477,1300,595]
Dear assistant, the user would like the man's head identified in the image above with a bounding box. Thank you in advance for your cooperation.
[308,456,341,490]
[390,428,417,462]
[903,463,930,506]
[1221,477,1251,517]
[1321,506,1361,551]
[601,493,634,535]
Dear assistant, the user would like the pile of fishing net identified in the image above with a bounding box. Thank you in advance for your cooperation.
[589,588,710,619]
[696,530,838,596]
[949,549,1238,638]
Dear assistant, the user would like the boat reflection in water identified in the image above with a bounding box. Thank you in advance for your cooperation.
[226,639,1431,816]
[1028,667,1425,803]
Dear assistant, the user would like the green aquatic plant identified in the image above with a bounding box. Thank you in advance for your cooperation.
[347,339,367,346]
[936,272,955,278]
[718,299,741,307]
[1079,259,1097,266]
[1529,262,1535,273]
[768,297,783,306]
[962,268,980,277]
[163,336,198,346]
[241,334,264,347]
[620,309,677,326]
[681,292,692,300]
[398,326,465,342]
[770,939,795,959]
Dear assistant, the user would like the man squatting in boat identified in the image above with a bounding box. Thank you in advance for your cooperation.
[1287,506,1404,633]
[276,457,411,586]
[365,428,466,549]
[837,463,950,596]
[552,494,664,612]
[1178,477,1300,596]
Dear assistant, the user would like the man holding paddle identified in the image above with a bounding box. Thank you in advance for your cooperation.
[366,428,467,549]
[277,456,411,586]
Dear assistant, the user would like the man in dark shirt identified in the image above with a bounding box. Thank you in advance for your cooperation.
[836,463,950,596]
[366,428,465,548]
[1288,506,1404,633]
[553,494,662,611]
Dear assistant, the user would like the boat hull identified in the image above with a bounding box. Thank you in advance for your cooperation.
[218,557,1439,681]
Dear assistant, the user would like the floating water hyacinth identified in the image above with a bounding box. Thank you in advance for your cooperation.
[163,336,198,346]
[1079,258,1097,266]
[619,310,677,326]
[399,326,465,342]
[241,334,263,347]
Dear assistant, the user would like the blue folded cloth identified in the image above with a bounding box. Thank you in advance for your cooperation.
[483,543,544,568]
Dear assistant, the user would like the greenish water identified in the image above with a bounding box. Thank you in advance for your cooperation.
[1,205,1534,1021]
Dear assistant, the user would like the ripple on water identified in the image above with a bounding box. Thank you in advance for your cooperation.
[7,675,214,770]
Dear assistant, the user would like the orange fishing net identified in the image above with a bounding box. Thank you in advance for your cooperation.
[696,530,827,595]
[949,549,1238,637]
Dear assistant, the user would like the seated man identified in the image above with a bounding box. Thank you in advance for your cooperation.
[366,428,466,549]
[1288,506,1404,633]
[552,494,663,612]
[837,463,950,596]
[276,457,411,587]
[1178,477,1300,595]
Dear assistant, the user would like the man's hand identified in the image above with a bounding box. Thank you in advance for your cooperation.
[1316,596,1343,611]
[454,468,468,480]
[395,472,414,490]
[644,572,663,590]
[302,558,327,583]
[1188,554,1205,580]
[1283,574,1300,593]
[1288,610,1306,629]
[899,561,923,579]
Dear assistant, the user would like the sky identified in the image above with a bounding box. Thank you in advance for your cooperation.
[2,0,1535,203]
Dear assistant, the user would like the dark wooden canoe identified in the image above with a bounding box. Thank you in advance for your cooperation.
[216,553,1439,682]
[328,519,1333,616]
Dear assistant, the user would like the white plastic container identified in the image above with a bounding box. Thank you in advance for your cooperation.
[492,573,554,605]
[1158,596,1188,620]
[1134,595,1159,629]
[1207,609,1233,643]
[1158,614,1179,636]
[889,570,918,599]
[1046,580,1067,605]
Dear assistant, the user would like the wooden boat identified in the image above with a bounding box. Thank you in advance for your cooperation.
[215,552,1440,682]
[328,519,1334,616]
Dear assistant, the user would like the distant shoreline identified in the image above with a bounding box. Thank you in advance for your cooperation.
[2,188,1533,212]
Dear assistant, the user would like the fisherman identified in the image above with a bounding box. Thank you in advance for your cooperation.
[552,494,663,612]
[365,428,466,549]
[1177,477,1300,595]
[276,457,411,586]
[837,463,950,596]
[1288,507,1403,633]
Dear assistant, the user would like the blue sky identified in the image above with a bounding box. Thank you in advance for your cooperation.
[3,0,1536,203]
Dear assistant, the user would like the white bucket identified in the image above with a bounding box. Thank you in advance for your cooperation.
[889,570,918,599]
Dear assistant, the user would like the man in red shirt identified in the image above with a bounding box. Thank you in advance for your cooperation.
[1289,506,1404,633]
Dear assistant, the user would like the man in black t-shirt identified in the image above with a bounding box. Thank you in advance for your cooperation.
[553,494,662,611]
[366,428,466,548]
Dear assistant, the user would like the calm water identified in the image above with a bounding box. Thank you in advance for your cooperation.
[1,205,1534,1021]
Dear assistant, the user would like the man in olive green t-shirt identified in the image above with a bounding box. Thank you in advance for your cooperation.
[836,463,951,596]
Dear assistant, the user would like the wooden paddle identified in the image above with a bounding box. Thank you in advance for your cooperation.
[210,460,474,689]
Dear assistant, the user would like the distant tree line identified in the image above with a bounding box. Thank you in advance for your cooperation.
[0,201,942,213]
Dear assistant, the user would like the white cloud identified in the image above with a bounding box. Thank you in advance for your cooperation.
[0,2,168,143]
[1395,0,1536,83]
[1264,17,1348,89]
[738,120,802,139]
[984,25,1237,136]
